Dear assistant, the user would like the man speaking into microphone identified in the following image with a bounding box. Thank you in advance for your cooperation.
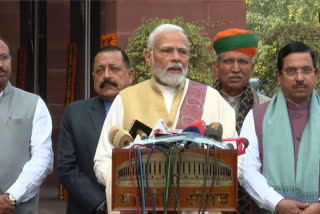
[94,24,237,214]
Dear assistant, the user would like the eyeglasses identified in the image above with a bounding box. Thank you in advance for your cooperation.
[221,57,252,67]
[93,65,123,77]
[284,66,314,76]
[157,46,189,58]
[0,54,10,63]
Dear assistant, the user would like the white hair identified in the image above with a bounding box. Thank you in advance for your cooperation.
[147,24,189,50]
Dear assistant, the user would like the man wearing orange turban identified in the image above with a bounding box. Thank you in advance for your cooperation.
[212,28,270,214]
[212,28,270,133]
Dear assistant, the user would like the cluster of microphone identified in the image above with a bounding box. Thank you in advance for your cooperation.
[108,119,249,155]
[109,119,249,213]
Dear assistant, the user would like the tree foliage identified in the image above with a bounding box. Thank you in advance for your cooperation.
[126,17,215,85]
[254,23,320,97]
[247,0,320,96]
[247,0,320,37]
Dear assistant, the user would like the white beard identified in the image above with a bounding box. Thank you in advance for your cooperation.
[151,56,188,87]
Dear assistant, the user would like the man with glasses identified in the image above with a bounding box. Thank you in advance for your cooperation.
[0,37,53,213]
[94,24,237,214]
[57,46,134,214]
[239,41,320,214]
[212,28,270,214]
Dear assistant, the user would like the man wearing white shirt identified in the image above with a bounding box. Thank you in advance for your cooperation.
[0,37,53,214]
[239,41,320,214]
[212,28,270,214]
[94,24,237,214]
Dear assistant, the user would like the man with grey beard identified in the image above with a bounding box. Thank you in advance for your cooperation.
[94,24,237,214]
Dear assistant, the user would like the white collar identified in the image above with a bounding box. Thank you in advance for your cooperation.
[154,81,178,95]
[154,81,178,113]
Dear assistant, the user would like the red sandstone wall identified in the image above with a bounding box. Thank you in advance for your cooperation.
[0,1,20,85]
[100,0,246,50]
[0,0,245,186]
[46,0,70,184]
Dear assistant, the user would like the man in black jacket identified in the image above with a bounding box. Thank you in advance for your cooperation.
[57,46,134,214]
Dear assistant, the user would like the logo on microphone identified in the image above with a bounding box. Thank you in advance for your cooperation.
[209,123,220,130]
[236,138,246,156]
[110,129,119,145]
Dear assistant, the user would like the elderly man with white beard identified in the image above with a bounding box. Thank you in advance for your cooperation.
[94,23,237,214]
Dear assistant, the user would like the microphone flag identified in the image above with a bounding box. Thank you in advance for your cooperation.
[128,119,153,139]
[223,137,248,156]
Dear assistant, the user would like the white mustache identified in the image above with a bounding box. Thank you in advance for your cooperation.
[228,73,243,78]
[166,63,184,72]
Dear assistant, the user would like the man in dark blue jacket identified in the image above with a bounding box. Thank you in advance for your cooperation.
[57,46,134,214]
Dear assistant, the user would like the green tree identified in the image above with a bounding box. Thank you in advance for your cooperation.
[247,0,320,96]
[126,17,215,85]
[247,0,319,37]
[254,22,320,97]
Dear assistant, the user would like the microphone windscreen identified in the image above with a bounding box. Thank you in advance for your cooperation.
[183,126,201,135]
[205,122,223,141]
[136,129,148,140]
[182,120,206,136]
[244,138,249,148]
[108,126,134,149]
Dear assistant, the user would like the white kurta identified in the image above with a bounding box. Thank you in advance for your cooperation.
[239,110,284,212]
[0,92,53,204]
[94,79,237,214]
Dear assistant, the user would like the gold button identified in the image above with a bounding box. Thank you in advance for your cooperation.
[167,121,172,127]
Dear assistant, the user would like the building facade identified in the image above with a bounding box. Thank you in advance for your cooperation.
[0,0,246,185]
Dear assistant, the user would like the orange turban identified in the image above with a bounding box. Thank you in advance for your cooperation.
[212,28,258,58]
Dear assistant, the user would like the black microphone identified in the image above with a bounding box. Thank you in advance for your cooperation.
[128,119,152,139]
[204,122,223,141]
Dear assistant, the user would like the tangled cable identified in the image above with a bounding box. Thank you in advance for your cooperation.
[128,142,218,214]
